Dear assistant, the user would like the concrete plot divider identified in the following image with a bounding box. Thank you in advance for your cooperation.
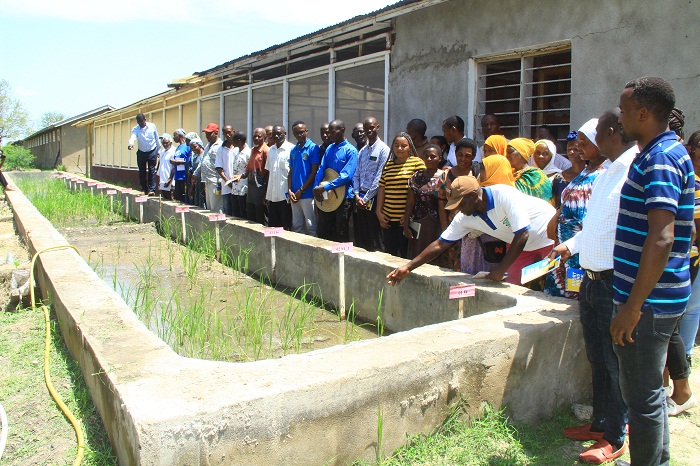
[6,172,591,465]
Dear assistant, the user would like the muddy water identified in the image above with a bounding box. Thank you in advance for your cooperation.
[61,223,376,362]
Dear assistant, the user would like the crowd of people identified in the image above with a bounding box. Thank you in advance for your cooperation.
[128,75,698,465]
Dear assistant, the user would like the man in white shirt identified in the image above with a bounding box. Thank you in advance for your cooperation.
[127,113,159,195]
[197,123,223,213]
[215,125,237,216]
[549,109,637,464]
[265,125,295,229]
[229,131,251,218]
[157,133,175,200]
[387,176,554,286]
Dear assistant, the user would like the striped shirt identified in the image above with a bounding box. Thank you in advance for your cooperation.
[690,174,700,265]
[613,131,694,314]
[379,156,426,221]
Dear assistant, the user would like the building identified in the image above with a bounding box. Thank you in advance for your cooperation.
[22,105,114,174]
[77,0,699,186]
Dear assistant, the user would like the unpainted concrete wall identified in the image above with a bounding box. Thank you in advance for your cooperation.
[7,172,591,465]
[388,0,700,140]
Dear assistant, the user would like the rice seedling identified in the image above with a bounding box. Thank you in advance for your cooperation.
[376,289,385,337]
[15,177,123,227]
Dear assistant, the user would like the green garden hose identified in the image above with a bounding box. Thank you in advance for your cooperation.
[29,245,85,466]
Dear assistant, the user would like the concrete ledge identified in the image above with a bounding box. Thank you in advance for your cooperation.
[6,172,591,465]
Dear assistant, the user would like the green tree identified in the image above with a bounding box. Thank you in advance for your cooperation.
[0,79,32,141]
[1,144,35,170]
[38,111,66,129]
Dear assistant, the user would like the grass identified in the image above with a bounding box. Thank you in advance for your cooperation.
[0,305,117,465]
[15,177,123,227]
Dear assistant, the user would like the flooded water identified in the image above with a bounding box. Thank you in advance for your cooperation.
[61,223,377,362]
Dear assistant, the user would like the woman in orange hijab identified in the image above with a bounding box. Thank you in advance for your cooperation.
[479,154,515,187]
[482,135,508,157]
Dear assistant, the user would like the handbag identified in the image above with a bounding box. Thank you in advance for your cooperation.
[477,236,507,263]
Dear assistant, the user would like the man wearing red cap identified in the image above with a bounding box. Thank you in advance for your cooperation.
[199,123,223,212]
[387,176,554,286]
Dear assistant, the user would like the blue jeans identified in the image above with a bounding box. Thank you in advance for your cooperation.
[221,193,233,216]
[613,305,681,466]
[579,275,627,445]
[680,276,700,356]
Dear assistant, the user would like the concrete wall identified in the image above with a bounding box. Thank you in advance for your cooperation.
[7,172,591,465]
[61,124,89,174]
[388,0,700,140]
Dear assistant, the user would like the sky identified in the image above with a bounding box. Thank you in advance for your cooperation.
[0,0,397,133]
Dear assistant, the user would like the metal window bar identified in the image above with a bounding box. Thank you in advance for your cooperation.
[476,50,571,142]
[524,62,571,72]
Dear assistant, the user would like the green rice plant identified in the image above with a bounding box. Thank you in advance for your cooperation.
[376,289,385,337]
[135,245,158,289]
[278,282,319,354]
[376,403,385,465]
[181,245,202,286]
[157,217,177,271]
[15,177,123,227]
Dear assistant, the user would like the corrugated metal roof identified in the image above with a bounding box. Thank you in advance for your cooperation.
[23,105,115,140]
[192,0,423,78]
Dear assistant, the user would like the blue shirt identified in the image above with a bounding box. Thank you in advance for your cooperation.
[314,139,358,199]
[613,131,694,314]
[290,139,320,199]
[172,144,191,181]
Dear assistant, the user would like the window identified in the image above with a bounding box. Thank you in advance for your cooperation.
[252,83,283,130]
[288,73,328,142]
[201,98,220,133]
[224,92,248,136]
[335,61,385,134]
[476,49,571,148]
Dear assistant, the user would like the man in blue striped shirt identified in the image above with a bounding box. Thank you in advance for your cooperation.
[611,77,694,466]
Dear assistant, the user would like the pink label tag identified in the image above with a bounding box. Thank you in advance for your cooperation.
[121,188,132,194]
[135,196,148,203]
[70,177,78,181]
[88,181,97,186]
[97,183,107,189]
[208,213,227,221]
[331,242,353,253]
[263,227,284,237]
[76,180,85,184]
[106,189,117,195]
[449,284,476,299]
[175,206,190,213]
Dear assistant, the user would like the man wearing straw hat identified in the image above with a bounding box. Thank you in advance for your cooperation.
[313,119,358,242]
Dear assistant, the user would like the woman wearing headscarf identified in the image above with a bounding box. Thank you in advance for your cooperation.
[456,154,517,275]
[544,118,607,298]
[530,139,572,177]
[506,138,553,202]
[482,134,508,158]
